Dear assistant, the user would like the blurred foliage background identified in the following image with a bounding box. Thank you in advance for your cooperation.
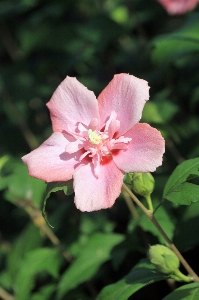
[0,0,199,299]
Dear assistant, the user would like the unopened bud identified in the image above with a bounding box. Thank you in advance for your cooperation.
[148,245,180,274]
[131,172,155,197]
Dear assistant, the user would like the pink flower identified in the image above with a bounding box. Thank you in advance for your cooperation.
[22,74,165,212]
[157,0,199,15]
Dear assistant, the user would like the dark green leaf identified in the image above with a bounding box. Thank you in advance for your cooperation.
[43,180,73,227]
[162,283,199,300]
[152,13,199,65]
[96,259,166,300]
[174,201,199,251]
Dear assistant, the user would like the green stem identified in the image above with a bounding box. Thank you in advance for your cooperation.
[173,269,192,283]
[145,194,154,212]
[122,183,199,283]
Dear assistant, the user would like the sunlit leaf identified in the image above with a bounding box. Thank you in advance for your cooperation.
[15,248,61,300]
[30,284,56,300]
[57,233,124,298]
[142,91,178,124]
[7,223,43,280]
[110,6,129,24]
[163,158,199,205]
[4,161,46,206]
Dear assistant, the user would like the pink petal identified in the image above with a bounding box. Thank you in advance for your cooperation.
[157,0,199,15]
[113,123,165,173]
[47,76,99,133]
[22,132,82,182]
[98,74,149,137]
[73,157,124,212]
[65,139,84,154]
[108,119,120,139]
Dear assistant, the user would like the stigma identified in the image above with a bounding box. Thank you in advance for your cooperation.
[88,129,102,145]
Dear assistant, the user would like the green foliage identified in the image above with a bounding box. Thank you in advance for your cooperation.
[5,162,45,206]
[140,202,175,243]
[15,248,61,300]
[96,259,167,300]
[1,0,199,299]
[58,233,124,298]
[174,201,199,251]
[7,223,43,280]
[152,13,199,65]
[43,180,73,227]
[31,285,57,300]
[162,283,199,300]
[142,90,179,124]
[163,158,199,205]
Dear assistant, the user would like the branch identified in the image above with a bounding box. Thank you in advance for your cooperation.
[122,183,199,282]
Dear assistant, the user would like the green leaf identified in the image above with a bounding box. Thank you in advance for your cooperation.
[96,259,166,300]
[4,161,46,206]
[163,158,199,205]
[15,248,62,300]
[162,282,199,300]
[173,201,199,251]
[110,6,129,24]
[0,271,12,291]
[142,94,178,124]
[164,182,199,205]
[139,202,175,243]
[7,223,43,280]
[0,155,9,171]
[30,284,56,300]
[57,233,124,298]
[45,180,73,199]
[152,13,199,65]
[43,180,73,227]
[128,199,175,244]
[0,0,38,19]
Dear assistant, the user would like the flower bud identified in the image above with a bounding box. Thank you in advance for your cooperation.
[148,245,180,275]
[131,172,155,197]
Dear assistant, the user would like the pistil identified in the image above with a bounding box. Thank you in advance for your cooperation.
[88,129,102,145]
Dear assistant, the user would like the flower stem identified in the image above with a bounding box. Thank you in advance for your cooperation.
[145,194,154,212]
[122,183,199,283]
[173,269,192,283]
[122,188,151,248]
[122,189,139,220]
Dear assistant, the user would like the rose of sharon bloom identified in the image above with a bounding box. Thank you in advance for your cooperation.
[157,0,199,15]
[22,74,165,212]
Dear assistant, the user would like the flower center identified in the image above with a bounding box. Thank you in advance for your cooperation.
[88,129,102,145]
[65,112,132,177]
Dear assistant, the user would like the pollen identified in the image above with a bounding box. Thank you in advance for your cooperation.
[88,129,102,145]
